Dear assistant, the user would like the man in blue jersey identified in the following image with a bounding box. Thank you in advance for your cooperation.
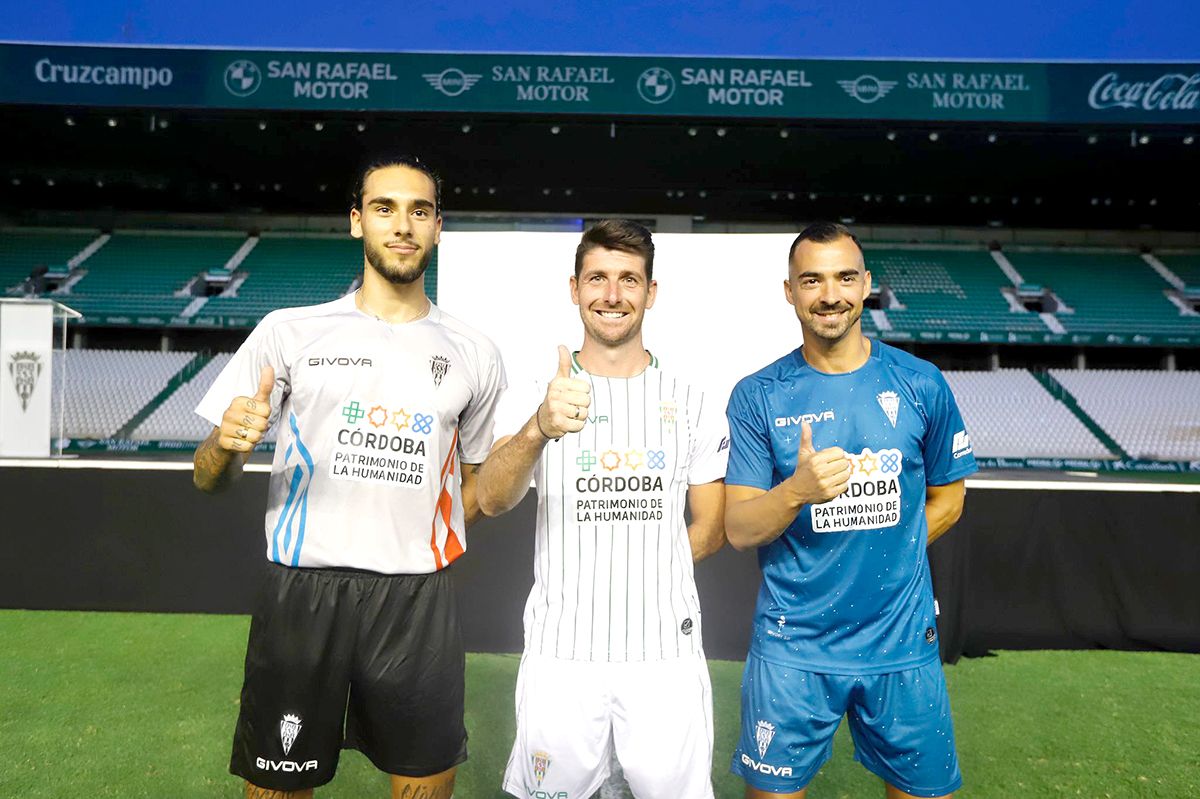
[724,222,977,799]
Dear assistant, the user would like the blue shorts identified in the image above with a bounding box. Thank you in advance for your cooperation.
[730,653,962,797]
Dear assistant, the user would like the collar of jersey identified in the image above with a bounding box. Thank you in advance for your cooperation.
[793,338,880,376]
[570,350,658,376]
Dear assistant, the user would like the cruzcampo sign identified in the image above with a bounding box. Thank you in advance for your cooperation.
[2,43,1197,124]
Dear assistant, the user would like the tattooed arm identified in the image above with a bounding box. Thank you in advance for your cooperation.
[193,367,275,494]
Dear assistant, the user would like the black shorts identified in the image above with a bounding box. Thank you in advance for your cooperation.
[230,562,467,791]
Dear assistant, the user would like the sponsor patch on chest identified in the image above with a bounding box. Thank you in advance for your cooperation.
[809,447,903,533]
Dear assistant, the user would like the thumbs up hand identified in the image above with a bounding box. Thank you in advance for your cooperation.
[535,346,591,440]
[786,421,852,504]
[217,366,276,453]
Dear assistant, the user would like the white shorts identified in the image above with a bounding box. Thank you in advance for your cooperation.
[501,651,714,799]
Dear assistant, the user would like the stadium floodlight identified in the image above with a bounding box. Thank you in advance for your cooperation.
[698,190,708,198]
[1139,134,1150,145]
[1185,135,1195,145]
[779,129,789,139]
[1149,198,1158,206]
[488,187,496,195]
[987,133,998,143]
[550,125,561,134]
[687,127,698,137]
[1011,197,1019,205]
[542,188,551,195]
[356,122,366,133]
[666,190,675,198]
[46,178,55,186]
[928,131,939,141]
[564,188,573,196]
[898,195,906,203]
[65,116,75,126]
[106,118,117,128]
[95,179,104,188]
[716,127,727,137]
[273,183,281,192]
[461,123,471,133]
[232,182,241,191]
[10,178,19,186]
[970,196,979,204]
[787,192,795,200]
[313,122,324,131]
[862,194,871,202]
[1086,134,1098,144]
[319,184,327,192]
[1091,198,1099,205]
[1034,196,1042,204]
[770,192,779,200]
[925,195,932,203]
[809,192,818,201]
[455,187,463,194]
[157,119,169,130]
[257,121,267,131]
[886,131,896,141]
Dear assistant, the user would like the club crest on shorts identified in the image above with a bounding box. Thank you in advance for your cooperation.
[8,351,42,412]
[280,714,302,756]
[430,355,451,388]
[755,720,776,759]
[876,391,899,428]
[531,750,551,786]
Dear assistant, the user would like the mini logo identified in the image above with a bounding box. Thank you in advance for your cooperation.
[777,615,786,629]
[838,74,897,104]
[681,618,693,636]
[532,751,551,786]
[576,450,597,471]
[718,436,730,452]
[224,60,263,97]
[637,67,676,104]
[423,68,482,97]
[280,714,302,756]
[952,430,972,459]
[925,626,937,644]
[876,391,899,428]
[431,355,451,388]
[8,351,43,412]
[755,720,776,759]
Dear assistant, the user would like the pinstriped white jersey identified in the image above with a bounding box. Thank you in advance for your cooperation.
[195,294,505,574]
[499,354,729,663]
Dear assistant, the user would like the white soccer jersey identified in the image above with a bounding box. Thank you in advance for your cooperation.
[501,354,728,663]
[196,294,505,574]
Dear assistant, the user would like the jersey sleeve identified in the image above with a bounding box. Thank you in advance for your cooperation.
[922,369,978,485]
[194,316,289,430]
[724,377,775,490]
[686,388,730,485]
[457,343,508,464]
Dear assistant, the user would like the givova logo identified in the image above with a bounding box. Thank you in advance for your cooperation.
[774,410,835,427]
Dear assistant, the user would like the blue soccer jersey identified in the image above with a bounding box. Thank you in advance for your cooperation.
[725,340,977,674]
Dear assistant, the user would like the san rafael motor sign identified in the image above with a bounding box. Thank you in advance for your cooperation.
[1,43,1198,125]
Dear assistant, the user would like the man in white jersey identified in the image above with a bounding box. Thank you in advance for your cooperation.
[193,154,505,799]
[476,220,728,799]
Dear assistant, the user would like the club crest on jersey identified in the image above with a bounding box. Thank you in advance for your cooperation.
[532,751,551,786]
[280,714,302,756]
[430,355,451,388]
[876,391,899,428]
[755,720,776,759]
[8,351,42,412]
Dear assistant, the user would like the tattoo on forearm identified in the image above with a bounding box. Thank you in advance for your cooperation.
[195,435,236,490]
[394,782,455,799]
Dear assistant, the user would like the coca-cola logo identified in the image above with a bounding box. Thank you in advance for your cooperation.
[1088,71,1200,112]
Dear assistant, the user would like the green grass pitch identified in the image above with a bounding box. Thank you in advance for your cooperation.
[0,610,1196,798]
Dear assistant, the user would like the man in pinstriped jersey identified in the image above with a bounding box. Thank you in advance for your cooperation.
[477,219,728,799]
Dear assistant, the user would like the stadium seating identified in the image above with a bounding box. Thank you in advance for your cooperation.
[1,228,98,294]
[1005,250,1191,337]
[1049,369,1200,460]
[197,235,361,322]
[943,369,1113,459]
[1157,253,1200,289]
[133,353,277,443]
[61,232,244,321]
[866,248,1047,337]
[50,349,197,439]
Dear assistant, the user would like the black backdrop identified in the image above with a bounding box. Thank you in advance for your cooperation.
[1,467,1196,661]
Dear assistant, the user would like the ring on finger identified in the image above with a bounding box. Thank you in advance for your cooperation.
[238,427,248,439]
[572,405,580,420]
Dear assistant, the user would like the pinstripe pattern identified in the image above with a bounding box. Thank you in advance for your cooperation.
[522,360,726,663]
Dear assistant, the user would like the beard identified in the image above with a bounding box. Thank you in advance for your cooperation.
[805,303,863,341]
[364,238,431,285]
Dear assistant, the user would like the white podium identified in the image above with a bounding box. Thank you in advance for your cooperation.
[0,298,79,458]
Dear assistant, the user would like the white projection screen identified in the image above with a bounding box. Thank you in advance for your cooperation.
[436,231,806,411]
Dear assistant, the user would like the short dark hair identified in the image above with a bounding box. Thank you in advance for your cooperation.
[787,221,863,264]
[574,219,655,280]
[351,153,442,214]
